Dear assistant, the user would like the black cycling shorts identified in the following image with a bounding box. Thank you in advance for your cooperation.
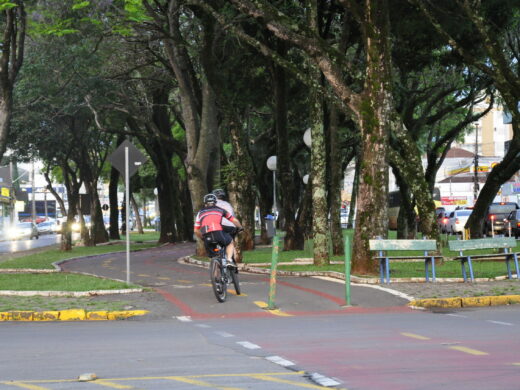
[222,225,238,237]
[203,230,232,257]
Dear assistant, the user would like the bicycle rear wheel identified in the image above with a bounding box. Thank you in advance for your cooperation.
[210,257,227,302]
[230,268,240,295]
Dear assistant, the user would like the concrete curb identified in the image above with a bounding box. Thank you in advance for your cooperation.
[181,256,520,309]
[0,309,149,321]
[409,295,520,309]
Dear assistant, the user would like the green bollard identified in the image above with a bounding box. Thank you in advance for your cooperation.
[343,234,352,307]
[268,235,280,310]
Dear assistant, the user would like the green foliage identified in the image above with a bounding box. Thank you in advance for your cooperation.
[0,0,17,12]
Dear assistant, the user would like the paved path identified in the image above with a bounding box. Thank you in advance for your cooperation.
[60,243,409,319]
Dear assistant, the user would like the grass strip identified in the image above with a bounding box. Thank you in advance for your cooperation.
[0,242,157,269]
[0,273,139,291]
[0,295,140,312]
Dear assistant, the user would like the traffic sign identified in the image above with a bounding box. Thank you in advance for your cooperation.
[108,140,147,180]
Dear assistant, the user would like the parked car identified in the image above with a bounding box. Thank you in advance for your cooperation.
[36,220,57,235]
[6,222,39,240]
[436,208,450,233]
[506,209,520,238]
[484,202,519,236]
[447,209,472,235]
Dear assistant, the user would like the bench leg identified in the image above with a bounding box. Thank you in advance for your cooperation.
[514,253,520,280]
[425,260,429,282]
[379,259,385,284]
[461,260,467,282]
[506,256,512,279]
[467,257,475,282]
[385,257,390,284]
[431,257,436,282]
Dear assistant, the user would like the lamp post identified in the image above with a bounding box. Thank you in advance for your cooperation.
[473,122,479,204]
[266,156,277,215]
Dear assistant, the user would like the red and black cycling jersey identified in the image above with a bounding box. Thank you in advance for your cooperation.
[194,206,235,234]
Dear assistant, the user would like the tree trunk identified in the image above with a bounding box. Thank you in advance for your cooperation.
[227,116,256,259]
[131,193,144,234]
[0,3,25,162]
[108,165,121,240]
[352,0,392,274]
[328,107,344,255]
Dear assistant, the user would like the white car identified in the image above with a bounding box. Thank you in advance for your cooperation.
[447,209,472,234]
[6,222,39,240]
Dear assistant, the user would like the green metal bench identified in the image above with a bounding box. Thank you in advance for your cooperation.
[448,237,520,282]
[369,239,440,284]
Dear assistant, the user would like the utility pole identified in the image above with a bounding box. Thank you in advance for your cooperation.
[31,161,36,222]
[473,123,479,204]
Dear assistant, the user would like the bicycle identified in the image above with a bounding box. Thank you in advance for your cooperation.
[208,242,240,303]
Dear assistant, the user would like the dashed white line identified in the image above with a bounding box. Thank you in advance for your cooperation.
[487,320,514,326]
[237,341,261,350]
[214,331,234,338]
[310,372,341,387]
[446,314,467,318]
[195,324,211,328]
[265,355,295,367]
[175,316,192,322]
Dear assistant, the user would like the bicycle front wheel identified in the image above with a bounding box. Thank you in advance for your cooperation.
[230,268,240,295]
[210,258,227,302]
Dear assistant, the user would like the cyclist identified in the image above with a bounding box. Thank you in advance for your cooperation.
[194,193,243,266]
[212,189,237,235]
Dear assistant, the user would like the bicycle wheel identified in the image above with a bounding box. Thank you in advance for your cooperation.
[230,267,241,295]
[210,257,227,302]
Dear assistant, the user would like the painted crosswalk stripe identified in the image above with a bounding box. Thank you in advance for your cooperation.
[2,382,49,390]
[401,332,430,340]
[214,331,234,338]
[176,316,192,322]
[310,373,342,387]
[93,380,134,388]
[487,320,514,326]
[266,355,295,367]
[237,341,261,349]
[449,346,488,355]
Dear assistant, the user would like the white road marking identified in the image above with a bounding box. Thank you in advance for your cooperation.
[175,316,192,322]
[214,331,234,338]
[446,314,467,318]
[266,355,295,367]
[310,372,341,387]
[195,324,211,328]
[237,341,261,350]
[487,320,514,326]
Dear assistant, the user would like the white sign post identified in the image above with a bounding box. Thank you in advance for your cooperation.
[108,140,147,285]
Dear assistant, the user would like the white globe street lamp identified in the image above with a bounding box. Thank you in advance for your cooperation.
[303,128,312,148]
[266,156,277,214]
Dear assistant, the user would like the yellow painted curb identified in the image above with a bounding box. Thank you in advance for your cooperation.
[33,311,60,321]
[410,297,462,308]
[0,309,149,321]
[86,311,109,320]
[60,309,87,321]
[10,311,34,321]
[409,295,520,308]
[107,310,149,320]
[462,296,491,307]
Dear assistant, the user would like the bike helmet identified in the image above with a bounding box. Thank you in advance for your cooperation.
[212,188,226,199]
[203,193,217,205]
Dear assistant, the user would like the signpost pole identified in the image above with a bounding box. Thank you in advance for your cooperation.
[125,146,130,284]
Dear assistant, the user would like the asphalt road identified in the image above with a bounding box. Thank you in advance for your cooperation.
[0,233,64,254]
[2,243,520,389]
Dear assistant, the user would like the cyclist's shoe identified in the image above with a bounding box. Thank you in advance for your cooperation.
[227,259,237,269]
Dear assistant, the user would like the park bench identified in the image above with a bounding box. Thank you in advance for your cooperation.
[369,239,441,284]
[448,237,520,282]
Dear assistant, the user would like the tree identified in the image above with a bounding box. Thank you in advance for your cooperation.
[0,0,26,162]
[411,0,520,237]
